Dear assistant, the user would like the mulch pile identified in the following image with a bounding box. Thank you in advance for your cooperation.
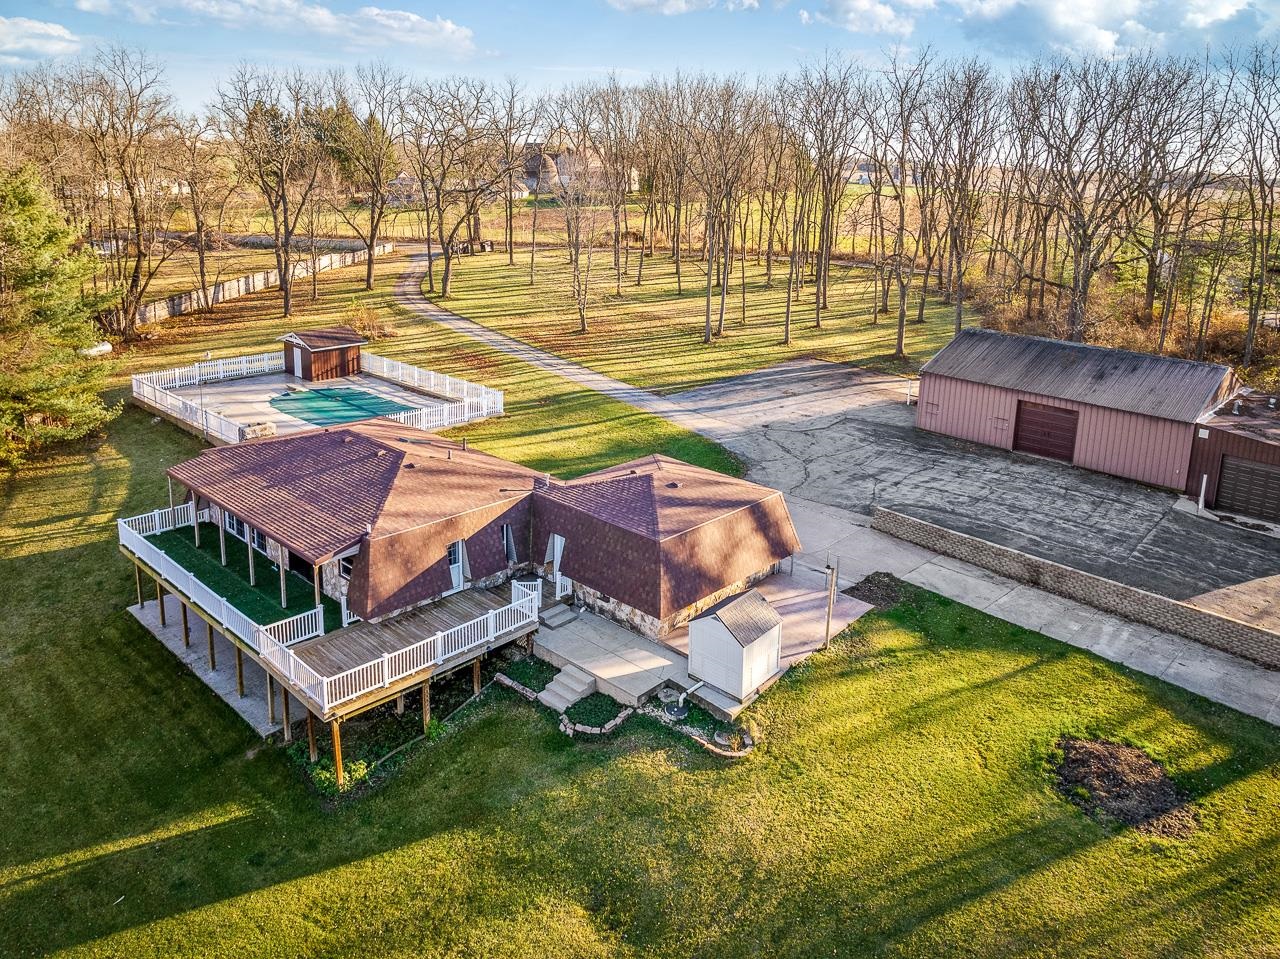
[1053,737,1198,839]
[844,572,905,609]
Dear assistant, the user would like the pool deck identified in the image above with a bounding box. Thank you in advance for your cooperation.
[169,372,451,436]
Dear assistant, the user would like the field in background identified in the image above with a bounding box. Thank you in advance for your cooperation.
[426,249,962,394]
[137,247,284,305]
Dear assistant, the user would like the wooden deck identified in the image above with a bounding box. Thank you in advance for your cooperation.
[293,585,514,677]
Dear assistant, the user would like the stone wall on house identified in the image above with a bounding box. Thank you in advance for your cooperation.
[321,559,348,604]
[870,507,1280,670]
[566,562,783,640]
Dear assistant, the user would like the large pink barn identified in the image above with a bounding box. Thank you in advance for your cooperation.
[916,329,1237,491]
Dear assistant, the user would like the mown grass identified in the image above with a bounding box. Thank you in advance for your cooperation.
[426,249,965,394]
[4,437,1280,959]
[115,248,740,478]
[139,247,283,304]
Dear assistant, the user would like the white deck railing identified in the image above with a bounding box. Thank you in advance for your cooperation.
[132,348,503,446]
[120,511,541,715]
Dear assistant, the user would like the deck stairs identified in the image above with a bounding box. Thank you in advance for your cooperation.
[539,602,579,630]
[537,664,596,714]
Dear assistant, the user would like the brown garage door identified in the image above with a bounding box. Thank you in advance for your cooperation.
[1216,456,1280,523]
[1013,401,1079,462]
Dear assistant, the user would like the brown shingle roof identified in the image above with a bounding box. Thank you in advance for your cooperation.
[693,588,781,646]
[922,328,1236,423]
[280,325,367,351]
[541,455,785,540]
[167,419,541,565]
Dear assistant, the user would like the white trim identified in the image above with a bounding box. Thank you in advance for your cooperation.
[279,332,368,353]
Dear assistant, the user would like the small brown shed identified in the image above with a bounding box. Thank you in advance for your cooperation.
[916,329,1237,490]
[280,326,367,382]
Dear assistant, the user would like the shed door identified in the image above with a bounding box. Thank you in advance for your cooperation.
[1013,401,1078,462]
[291,346,303,379]
[1216,456,1280,523]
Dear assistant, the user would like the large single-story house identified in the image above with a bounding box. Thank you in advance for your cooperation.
[916,329,1238,491]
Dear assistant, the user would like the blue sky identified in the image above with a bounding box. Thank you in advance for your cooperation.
[3,0,1275,106]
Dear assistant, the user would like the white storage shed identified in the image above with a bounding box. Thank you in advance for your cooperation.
[687,589,782,703]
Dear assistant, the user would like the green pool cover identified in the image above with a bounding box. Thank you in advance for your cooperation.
[270,387,415,426]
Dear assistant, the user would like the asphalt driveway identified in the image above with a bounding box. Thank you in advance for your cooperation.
[670,359,1280,632]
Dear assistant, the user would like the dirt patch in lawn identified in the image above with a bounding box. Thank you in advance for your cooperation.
[1053,737,1198,839]
[844,572,905,609]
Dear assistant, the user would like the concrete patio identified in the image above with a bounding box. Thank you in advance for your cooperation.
[535,569,873,718]
[168,371,451,436]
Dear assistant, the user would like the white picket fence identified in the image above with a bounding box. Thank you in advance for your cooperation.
[119,510,542,714]
[361,351,504,417]
[133,348,502,445]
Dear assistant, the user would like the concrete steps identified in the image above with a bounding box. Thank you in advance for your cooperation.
[539,603,579,630]
[537,664,596,714]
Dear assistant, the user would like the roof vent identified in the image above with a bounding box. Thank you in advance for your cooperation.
[1270,397,1277,410]
[342,435,354,443]
[666,481,681,489]
[1233,399,1243,415]
[404,462,415,469]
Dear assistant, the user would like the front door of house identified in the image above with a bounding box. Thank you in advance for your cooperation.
[292,346,303,379]
[446,540,465,593]
[548,534,564,576]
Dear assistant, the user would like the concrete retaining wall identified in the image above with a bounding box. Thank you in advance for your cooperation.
[870,507,1280,669]
[139,242,394,326]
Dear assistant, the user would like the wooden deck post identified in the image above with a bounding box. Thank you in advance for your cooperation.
[247,533,256,586]
[193,512,201,548]
[307,712,317,762]
[472,657,482,696]
[156,579,166,626]
[235,645,244,696]
[279,557,288,609]
[395,693,404,715]
[313,563,322,610]
[167,476,174,511]
[206,620,216,669]
[422,681,431,732]
[281,690,292,742]
[180,601,190,648]
[134,562,143,607]
[331,720,345,789]
[218,522,227,566]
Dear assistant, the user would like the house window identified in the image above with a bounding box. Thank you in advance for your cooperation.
[338,556,354,580]
[223,513,246,540]
[501,524,517,564]
[250,528,268,552]
[447,541,462,567]
[925,401,940,414]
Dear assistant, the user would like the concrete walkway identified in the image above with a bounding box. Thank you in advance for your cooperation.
[393,253,1280,727]
[789,494,1280,725]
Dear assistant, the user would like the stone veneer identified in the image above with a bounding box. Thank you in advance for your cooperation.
[871,507,1280,670]
[565,562,784,639]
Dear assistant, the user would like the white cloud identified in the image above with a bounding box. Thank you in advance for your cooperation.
[805,0,1263,51]
[0,16,81,61]
[81,0,476,56]
[605,0,716,11]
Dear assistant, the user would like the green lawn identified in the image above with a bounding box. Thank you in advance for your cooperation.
[121,249,739,479]
[151,522,343,633]
[4,246,1279,957]
[426,249,965,394]
[4,434,1280,958]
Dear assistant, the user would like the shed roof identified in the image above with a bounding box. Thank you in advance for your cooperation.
[692,588,781,646]
[921,328,1234,423]
[167,419,541,565]
[280,325,367,352]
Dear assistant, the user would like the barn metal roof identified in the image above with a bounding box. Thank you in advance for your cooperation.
[692,588,781,647]
[921,328,1235,423]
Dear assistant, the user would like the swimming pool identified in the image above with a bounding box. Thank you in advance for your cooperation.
[270,387,416,427]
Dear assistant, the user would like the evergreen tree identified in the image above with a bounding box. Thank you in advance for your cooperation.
[0,167,116,467]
